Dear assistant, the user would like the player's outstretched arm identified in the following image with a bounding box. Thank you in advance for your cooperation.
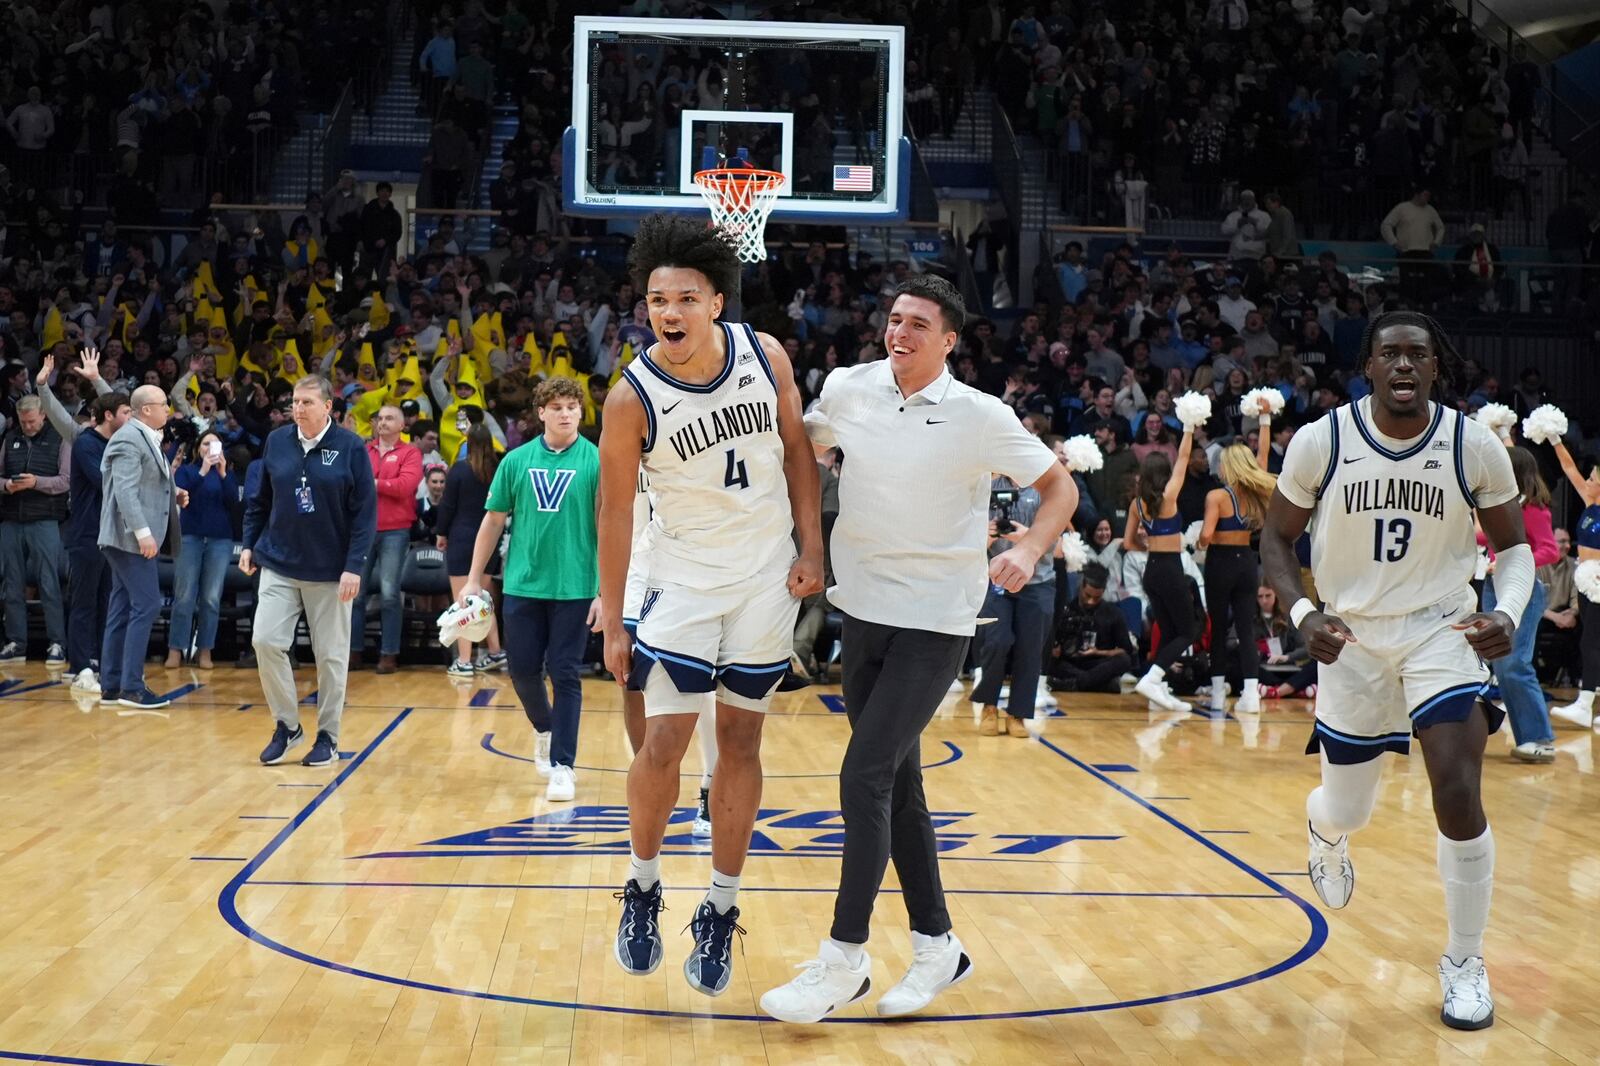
[1261,487,1355,664]
[1553,440,1600,505]
[759,332,824,599]
[596,382,648,685]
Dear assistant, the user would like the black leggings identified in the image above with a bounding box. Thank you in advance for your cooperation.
[1144,551,1196,671]
[1204,545,1261,679]
[1583,597,1600,690]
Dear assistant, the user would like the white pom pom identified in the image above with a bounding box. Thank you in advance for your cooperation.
[1578,560,1600,605]
[1061,530,1091,572]
[1062,434,1104,473]
[1174,390,1212,430]
[1241,387,1285,419]
[1473,403,1517,442]
[1474,545,1490,582]
[1183,520,1204,552]
[1522,404,1569,446]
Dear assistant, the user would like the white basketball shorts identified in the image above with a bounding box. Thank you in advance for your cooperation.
[1307,586,1502,764]
[629,551,799,716]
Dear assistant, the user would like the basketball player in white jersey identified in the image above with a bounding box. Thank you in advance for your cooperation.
[620,465,716,838]
[597,214,823,997]
[1261,311,1532,1031]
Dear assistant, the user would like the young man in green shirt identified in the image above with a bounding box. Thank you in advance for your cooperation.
[462,377,600,802]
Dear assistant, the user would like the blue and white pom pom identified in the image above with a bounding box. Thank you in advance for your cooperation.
[1241,387,1285,419]
[1473,403,1517,443]
[1061,530,1090,572]
[1522,404,1568,446]
[1063,434,1104,473]
[1175,391,1212,430]
[1577,559,1600,605]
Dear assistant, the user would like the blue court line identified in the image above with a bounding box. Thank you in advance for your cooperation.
[478,733,964,779]
[345,848,1091,866]
[156,683,202,703]
[216,708,1329,1024]
[247,880,1279,900]
[817,694,847,713]
[1093,763,1138,773]
[0,680,60,699]
[299,690,318,705]
[469,688,498,707]
[236,703,253,711]
[1148,796,1190,801]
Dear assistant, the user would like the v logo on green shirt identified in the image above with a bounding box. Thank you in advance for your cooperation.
[530,467,576,511]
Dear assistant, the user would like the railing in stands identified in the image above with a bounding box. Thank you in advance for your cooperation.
[990,94,1024,232]
[951,225,983,315]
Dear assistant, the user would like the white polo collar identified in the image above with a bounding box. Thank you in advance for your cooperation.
[876,359,954,406]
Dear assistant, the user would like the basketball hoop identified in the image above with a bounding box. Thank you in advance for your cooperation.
[693,168,786,264]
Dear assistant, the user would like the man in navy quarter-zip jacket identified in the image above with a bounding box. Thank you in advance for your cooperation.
[242,375,377,768]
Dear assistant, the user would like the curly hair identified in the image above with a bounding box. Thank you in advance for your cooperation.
[532,375,585,409]
[626,212,741,298]
[1357,310,1465,404]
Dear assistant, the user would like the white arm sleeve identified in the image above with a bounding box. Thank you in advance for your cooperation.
[1491,543,1535,624]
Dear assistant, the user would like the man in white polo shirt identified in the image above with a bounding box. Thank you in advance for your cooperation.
[760,274,1077,1023]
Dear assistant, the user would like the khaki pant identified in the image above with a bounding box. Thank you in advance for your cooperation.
[253,567,352,743]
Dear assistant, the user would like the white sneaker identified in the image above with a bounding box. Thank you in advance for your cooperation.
[1135,671,1187,713]
[1551,697,1595,730]
[1510,740,1556,763]
[545,764,575,802]
[533,731,552,777]
[877,932,973,1017]
[1307,821,1354,909]
[759,939,873,1023]
[70,668,100,694]
[1438,954,1494,1030]
[1234,689,1261,715]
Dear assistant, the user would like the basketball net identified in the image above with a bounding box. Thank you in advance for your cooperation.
[693,168,786,264]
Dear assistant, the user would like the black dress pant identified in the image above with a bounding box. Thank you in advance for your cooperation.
[831,613,968,945]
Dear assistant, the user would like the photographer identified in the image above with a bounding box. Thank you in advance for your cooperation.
[1048,562,1136,692]
[971,474,1057,738]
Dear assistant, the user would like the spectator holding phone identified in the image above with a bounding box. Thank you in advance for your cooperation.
[165,429,240,670]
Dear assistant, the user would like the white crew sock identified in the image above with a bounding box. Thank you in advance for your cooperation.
[1140,665,1165,684]
[828,937,866,967]
[1438,826,1495,963]
[1242,677,1258,698]
[697,704,718,789]
[910,930,950,951]
[1569,690,1596,710]
[629,852,661,891]
[706,868,741,913]
[1210,675,1227,707]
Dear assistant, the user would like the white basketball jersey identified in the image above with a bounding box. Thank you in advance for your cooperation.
[1296,398,1514,617]
[631,466,653,555]
[621,322,792,586]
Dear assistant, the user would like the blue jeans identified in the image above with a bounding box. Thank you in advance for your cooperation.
[101,547,160,695]
[1483,574,1552,745]
[66,544,110,672]
[970,580,1055,718]
[1,519,65,646]
[351,529,409,656]
[167,534,236,653]
[502,595,590,769]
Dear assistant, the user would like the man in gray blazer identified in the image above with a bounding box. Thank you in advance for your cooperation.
[99,385,187,709]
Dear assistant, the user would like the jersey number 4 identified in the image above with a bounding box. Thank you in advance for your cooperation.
[724,448,749,490]
[1372,517,1413,562]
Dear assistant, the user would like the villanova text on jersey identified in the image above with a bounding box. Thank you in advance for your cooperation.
[666,401,776,463]
[1341,477,1447,522]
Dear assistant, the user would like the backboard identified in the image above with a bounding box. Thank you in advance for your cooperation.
[564,16,909,224]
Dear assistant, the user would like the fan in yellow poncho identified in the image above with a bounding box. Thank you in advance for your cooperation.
[438,355,507,463]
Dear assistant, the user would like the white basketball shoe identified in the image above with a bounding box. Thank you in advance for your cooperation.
[1306,821,1355,909]
[1438,955,1494,1030]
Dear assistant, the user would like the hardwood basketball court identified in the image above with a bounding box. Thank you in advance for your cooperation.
[2,666,1597,1064]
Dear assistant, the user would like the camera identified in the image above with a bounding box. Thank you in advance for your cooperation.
[990,487,1018,535]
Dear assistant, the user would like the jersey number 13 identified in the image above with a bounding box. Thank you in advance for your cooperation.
[1372,517,1413,562]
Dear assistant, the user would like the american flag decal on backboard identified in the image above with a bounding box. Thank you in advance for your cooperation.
[832,165,873,191]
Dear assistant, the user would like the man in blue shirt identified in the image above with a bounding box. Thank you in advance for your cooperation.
[244,376,376,769]
[67,391,130,688]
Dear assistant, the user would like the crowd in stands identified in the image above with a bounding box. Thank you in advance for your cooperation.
[0,0,1595,707]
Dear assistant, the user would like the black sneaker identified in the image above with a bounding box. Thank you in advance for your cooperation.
[99,688,121,705]
[613,878,665,976]
[260,722,305,764]
[301,730,337,767]
[683,900,744,996]
[118,687,171,709]
[0,641,23,664]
